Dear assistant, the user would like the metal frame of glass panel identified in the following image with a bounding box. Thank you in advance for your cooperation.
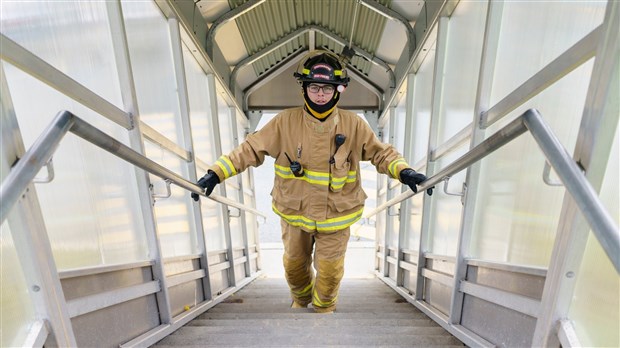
[372,1,619,347]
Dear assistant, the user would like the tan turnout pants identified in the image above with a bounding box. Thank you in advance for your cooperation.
[281,220,350,313]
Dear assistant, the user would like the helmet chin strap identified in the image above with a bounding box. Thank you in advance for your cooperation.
[302,83,341,120]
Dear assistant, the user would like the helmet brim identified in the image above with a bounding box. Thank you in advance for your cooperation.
[295,73,350,85]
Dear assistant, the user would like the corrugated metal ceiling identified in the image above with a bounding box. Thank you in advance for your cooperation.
[229,0,391,77]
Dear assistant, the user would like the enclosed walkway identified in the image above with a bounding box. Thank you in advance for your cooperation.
[152,276,464,347]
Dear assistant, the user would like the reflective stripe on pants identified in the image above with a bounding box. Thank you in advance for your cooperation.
[281,219,349,312]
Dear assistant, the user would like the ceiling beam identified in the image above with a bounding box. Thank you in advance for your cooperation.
[205,0,266,59]
[242,47,383,113]
[230,24,394,94]
[358,0,416,58]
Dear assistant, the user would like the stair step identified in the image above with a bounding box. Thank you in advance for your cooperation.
[151,277,465,347]
[187,318,438,328]
[156,332,462,346]
[198,312,430,320]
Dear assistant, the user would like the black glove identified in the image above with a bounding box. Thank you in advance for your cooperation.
[400,168,433,196]
[191,171,220,201]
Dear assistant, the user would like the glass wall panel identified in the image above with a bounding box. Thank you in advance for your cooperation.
[0,223,36,347]
[122,0,185,149]
[429,146,468,256]
[411,49,435,164]
[4,64,147,269]
[404,192,425,251]
[146,141,195,257]
[375,115,391,250]
[253,113,280,245]
[472,61,596,266]
[182,43,226,251]
[394,101,407,154]
[236,114,257,247]
[388,91,407,249]
[569,126,619,347]
[438,0,487,143]
[217,97,243,248]
[490,2,606,107]
[404,49,435,250]
[0,1,123,108]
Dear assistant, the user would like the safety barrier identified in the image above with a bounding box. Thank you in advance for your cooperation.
[0,110,266,224]
[365,108,619,273]
[0,110,265,347]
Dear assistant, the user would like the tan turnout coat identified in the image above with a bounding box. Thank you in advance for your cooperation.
[209,107,410,233]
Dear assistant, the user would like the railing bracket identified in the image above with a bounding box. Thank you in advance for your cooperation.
[33,157,55,184]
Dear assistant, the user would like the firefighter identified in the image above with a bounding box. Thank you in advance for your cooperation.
[192,51,432,313]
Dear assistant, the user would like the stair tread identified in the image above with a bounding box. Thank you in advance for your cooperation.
[151,277,464,347]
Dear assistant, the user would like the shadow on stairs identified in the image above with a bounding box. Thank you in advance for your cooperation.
[151,275,465,347]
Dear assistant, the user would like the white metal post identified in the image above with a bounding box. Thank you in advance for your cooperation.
[229,106,252,278]
[383,108,397,279]
[397,73,417,288]
[206,73,237,287]
[448,0,503,324]
[415,16,448,301]
[105,0,173,323]
[0,63,77,347]
[168,16,214,302]
[532,1,620,345]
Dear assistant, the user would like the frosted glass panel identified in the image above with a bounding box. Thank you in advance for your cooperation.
[411,48,435,164]
[236,113,256,247]
[490,2,605,106]
[0,1,123,108]
[0,223,36,347]
[386,115,401,249]
[210,88,244,248]
[375,116,391,248]
[355,159,379,241]
[569,127,619,347]
[401,49,435,250]
[122,0,184,146]
[394,100,407,154]
[182,44,226,250]
[217,92,234,154]
[145,141,195,257]
[438,0,486,143]
[429,146,467,256]
[472,61,596,266]
[4,64,148,269]
[404,193,424,251]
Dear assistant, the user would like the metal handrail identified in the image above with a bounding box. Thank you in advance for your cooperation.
[364,109,619,273]
[0,110,266,225]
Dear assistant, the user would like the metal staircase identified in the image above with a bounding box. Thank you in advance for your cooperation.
[152,276,464,347]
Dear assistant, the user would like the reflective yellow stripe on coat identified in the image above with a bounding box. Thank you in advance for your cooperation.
[215,155,237,179]
[274,164,357,188]
[272,203,363,232]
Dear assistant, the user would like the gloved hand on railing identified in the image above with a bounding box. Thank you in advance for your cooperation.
[400,168,433,196]
[191,171,220,201]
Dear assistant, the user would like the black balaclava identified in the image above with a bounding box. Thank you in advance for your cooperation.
[302,81,341,121]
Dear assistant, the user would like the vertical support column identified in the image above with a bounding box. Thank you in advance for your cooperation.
[415,16,448,301]
[206,73,237,288]
[396,73,416,287]
[168,17,213,301]
[229,106,252,278]
[105,0,174,322]
[382,108,397,278]
[1,63,77,347]
[374,118,387,274]
[532,1,619,346]
[448,0,503,324]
